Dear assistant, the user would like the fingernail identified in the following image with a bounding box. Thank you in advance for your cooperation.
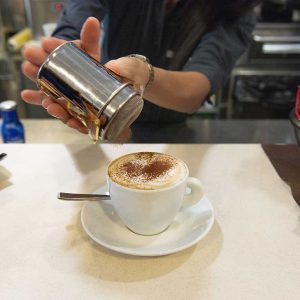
[42,99,49,108]
[48,110,61,119]
[78,127,88,134]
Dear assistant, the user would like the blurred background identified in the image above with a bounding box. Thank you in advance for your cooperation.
[0,0,299,121]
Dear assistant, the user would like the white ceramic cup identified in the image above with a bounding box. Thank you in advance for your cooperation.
[107,155,203,235]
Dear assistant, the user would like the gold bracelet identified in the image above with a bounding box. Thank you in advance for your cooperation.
[127,54,154,89]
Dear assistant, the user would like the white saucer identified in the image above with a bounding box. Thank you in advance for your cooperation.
[81,186,214,256]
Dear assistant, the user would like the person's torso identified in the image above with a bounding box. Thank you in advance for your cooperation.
[102,0,184,68]
[101,0,191,124]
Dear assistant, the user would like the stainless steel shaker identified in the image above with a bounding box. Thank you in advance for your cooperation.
[37,42,144,142]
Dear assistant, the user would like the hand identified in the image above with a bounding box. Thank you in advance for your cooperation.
[105,57,150,95]
[21,17,101,133]
[21,17,150,134]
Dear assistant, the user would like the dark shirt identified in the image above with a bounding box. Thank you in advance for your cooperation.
[53,0,256,124]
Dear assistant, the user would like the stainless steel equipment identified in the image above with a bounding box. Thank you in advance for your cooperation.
[37,42,144,142]
[222,1,300,119]
[225,10,300,119]
[250,23,300,62]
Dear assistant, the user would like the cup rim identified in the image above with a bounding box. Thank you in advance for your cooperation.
[107,152,189,192]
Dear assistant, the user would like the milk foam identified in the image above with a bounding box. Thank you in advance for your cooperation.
[108,152,187,190]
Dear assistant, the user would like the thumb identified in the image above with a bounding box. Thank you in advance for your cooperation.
[106,57,149,85]
[105,57,149,94]
[80,17,101,61]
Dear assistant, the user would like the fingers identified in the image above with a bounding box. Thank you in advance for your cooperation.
[21,89,45,105]
[66,119,88,134]
[41,99,86,132]
[44,101,88,133]
[46,102,72,121]
[21,89,87,133]
[22,37,65,83]
[21,89,70,121]
[21,90,59,111]
[80,17,101,60]
[41,37,66,54]
[22,61,39,82]
[22,45,48,67]
[41,97,55,109]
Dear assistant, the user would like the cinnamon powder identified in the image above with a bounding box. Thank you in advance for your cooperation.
[122,160,174,181]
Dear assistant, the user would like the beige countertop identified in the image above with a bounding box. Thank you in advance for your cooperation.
[0,143,299,300]
[22,119,90,144]
[0,118,297,144]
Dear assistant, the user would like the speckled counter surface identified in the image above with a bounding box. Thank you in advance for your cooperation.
[0,143,299,300]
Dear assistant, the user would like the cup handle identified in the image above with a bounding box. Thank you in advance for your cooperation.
[182,177,204,208]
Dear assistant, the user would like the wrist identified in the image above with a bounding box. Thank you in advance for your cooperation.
[127,54,154,90]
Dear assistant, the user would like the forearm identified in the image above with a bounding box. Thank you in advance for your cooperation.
[143,68,211,114]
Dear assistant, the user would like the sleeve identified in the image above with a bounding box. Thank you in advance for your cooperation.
[52,0,109,40]
[183,10,256,94]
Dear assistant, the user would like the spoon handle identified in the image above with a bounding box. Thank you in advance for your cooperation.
[58,192,110,201]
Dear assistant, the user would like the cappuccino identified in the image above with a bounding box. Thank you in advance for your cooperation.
[108,152,187,190]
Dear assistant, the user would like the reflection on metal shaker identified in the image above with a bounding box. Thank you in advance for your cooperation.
[36,42,144,142]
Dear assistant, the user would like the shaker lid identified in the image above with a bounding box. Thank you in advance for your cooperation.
[102,94,144,141]
[0,100,17,111]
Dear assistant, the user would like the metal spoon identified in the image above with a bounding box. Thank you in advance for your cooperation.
[58,192,110,201]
